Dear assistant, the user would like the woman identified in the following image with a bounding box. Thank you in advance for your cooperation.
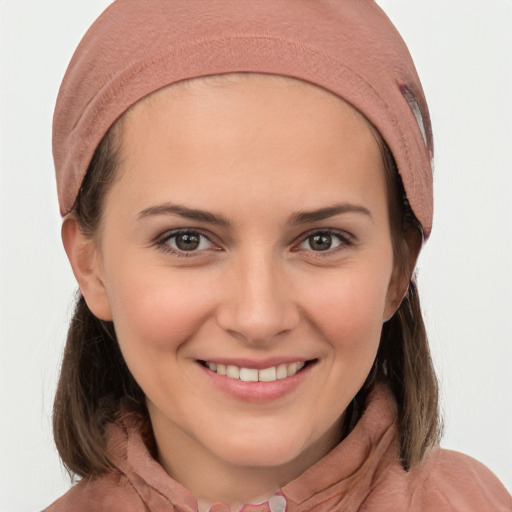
[32,0,512,510]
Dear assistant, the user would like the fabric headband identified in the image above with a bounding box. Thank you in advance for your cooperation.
[53,0,434,237]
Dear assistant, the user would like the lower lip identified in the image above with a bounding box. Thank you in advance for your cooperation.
[198,362,315,403]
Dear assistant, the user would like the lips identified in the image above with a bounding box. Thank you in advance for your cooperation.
[204,361,307,382]
[198,358,315,402]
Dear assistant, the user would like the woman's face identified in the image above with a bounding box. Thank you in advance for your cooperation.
[80,75,403,476]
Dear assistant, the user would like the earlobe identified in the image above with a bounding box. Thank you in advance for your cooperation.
[383,278,410,322]
[383,283,403,323]
[61,216,113,321]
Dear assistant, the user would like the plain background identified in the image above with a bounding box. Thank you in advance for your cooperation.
[1,1,511,510]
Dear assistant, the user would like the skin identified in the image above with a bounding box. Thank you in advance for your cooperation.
[63,74,413,511]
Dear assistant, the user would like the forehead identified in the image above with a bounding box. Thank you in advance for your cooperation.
[112,73,387,217]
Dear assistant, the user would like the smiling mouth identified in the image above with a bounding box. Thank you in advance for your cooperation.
[200,360,315,382]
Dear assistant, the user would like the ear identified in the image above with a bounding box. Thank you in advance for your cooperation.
[383,227,422,322]
[61,216,113,321]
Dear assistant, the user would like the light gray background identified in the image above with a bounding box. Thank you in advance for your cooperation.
[1,1,511,510]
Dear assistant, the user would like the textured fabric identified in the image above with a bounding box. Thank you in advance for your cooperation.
[53,0,434,237]
[44,384,511,512]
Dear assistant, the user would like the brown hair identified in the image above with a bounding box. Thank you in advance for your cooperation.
[355,137,442,470]
[53,124,147,478]
[53,91,441,479]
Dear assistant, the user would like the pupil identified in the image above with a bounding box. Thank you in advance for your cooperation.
[310,234,332,251]
[176,233,200,251]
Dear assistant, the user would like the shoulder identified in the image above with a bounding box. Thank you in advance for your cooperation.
[411,447,512,511]
[42,472,144,512]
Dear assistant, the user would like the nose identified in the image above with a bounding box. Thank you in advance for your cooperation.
[215,249,300,345]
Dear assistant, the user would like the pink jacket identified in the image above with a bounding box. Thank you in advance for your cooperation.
[45,385,511,511]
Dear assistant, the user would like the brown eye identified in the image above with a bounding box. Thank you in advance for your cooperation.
[165,231,213,252]
[176,233,200,251]
[308,233,333,251]
[297,231,348,252]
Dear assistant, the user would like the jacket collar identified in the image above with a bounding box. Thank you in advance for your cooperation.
[106,383,399,512]
[282,383,399,511]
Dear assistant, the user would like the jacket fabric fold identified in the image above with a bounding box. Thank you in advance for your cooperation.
[44,384,512,511]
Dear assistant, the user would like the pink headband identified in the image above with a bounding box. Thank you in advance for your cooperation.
[53,0,434,237]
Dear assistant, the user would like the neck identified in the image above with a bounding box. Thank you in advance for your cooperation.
[149,410,343,511]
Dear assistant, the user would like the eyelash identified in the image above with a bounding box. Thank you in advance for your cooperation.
[156,229,217,258]
[294,229,354,256]
[155,228,354,258]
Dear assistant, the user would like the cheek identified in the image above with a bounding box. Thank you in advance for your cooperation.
[301,265,391,354]
[105,261,216,354]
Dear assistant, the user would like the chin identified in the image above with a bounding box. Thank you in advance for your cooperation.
[218,439,307,469]
[206,418,339,470]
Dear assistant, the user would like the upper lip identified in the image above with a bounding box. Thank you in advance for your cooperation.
[198,357,316,370]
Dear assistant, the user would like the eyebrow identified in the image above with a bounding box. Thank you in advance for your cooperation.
[137,203,231,226]
[288,204,373,225]
[137,202,373,226]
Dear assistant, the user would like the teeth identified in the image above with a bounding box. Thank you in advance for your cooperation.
[240,368,259,382]
[226,365,240,379]
[205,361,307,382]
[258,366,277,382]
[287,362,298,376]
[276,364,288,380]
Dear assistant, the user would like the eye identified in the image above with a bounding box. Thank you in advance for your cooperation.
[162,230,214,253]
[297,230,350,252]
